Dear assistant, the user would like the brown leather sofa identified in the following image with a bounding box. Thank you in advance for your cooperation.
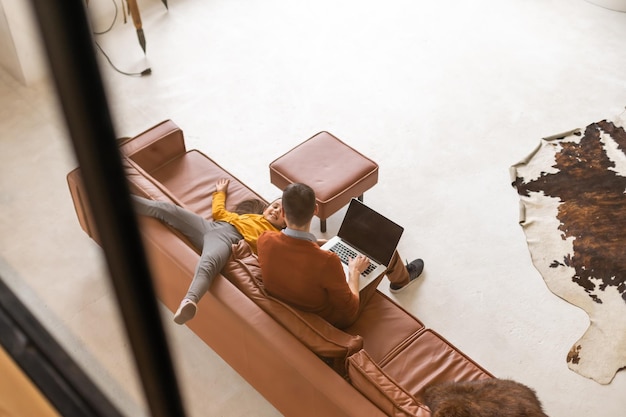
[66,120,493,417]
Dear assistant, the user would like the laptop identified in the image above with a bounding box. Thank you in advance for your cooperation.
[321,198,404,291]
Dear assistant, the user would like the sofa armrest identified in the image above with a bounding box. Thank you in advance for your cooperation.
[346,350,431,417]
[119,120,186,173]
[67,168,101,242]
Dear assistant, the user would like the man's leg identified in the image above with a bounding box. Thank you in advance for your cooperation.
[356,273,386,317]
[356,250,415,315]
[388,251,424,293]
[386,251,410,287]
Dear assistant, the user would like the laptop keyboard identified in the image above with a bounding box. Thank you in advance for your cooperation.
[329,243,377,276]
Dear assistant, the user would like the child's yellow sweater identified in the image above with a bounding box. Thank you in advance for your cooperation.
[212,191,278,253]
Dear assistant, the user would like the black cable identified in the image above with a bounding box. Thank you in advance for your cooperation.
[94,41,152,77]
[89,0,151,77]
[91,0,118,35]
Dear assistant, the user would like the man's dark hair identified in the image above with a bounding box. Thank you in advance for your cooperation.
[282,183,316,227]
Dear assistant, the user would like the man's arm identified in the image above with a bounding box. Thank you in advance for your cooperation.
[322,254,361,328]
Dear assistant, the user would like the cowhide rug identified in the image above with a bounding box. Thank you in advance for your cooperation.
[510,109,626,384]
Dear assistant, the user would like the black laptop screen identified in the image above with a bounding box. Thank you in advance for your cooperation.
[337,199,404,265]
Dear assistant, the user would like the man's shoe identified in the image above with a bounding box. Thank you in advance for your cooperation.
[173,298,197,324]
[390,259,424,293]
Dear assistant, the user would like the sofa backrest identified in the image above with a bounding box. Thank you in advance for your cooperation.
[221,240,364,375]
[346,349,431,417]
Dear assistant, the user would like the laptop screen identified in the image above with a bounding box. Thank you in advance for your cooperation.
[337,199,404,265]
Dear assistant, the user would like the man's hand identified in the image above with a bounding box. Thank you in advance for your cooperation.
[215,178,230,193]
[347,255,370,295]
[348,255,370,275]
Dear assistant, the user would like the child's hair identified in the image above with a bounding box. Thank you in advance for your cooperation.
[233,199,268,215]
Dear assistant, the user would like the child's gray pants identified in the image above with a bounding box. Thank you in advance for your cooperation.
[132,195,243,303]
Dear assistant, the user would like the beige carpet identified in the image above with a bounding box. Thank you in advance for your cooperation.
[511,109,626,384]
[3,1,626,416]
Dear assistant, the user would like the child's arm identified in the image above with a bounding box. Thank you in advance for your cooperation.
[212,179,239,222]
[215,178,229,194]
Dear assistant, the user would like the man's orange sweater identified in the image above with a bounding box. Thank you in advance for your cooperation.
[257,231,360,328]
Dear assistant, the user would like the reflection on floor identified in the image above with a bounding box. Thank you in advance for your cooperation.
[1,1,625,416]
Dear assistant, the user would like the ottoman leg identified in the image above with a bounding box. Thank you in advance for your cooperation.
[319,195,364,232]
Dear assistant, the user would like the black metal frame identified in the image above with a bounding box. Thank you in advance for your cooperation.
[0,1,189,416]
[0,278,123,417]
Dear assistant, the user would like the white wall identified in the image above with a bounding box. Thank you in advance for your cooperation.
[0,0,47,85]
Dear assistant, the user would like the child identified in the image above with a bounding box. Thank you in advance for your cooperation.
[132,178,285,324]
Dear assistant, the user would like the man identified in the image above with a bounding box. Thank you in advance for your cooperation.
[257,183,424,329]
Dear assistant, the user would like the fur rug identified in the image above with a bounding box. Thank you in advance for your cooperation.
[510,109,626,384]
[423,379,548,417]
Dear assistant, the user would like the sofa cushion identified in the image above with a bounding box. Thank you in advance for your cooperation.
[379,329,493,402]
[149,150,272,220]
[221,240,363,374]
[346,349,430,417]
[345,291,425,366]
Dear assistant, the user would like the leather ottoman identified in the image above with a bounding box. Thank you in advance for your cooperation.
[269,131,379,232]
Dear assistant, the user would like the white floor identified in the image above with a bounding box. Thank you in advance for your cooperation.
[1,0,626,416]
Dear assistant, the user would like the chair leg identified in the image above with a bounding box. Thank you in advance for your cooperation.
[320,219,327,233]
